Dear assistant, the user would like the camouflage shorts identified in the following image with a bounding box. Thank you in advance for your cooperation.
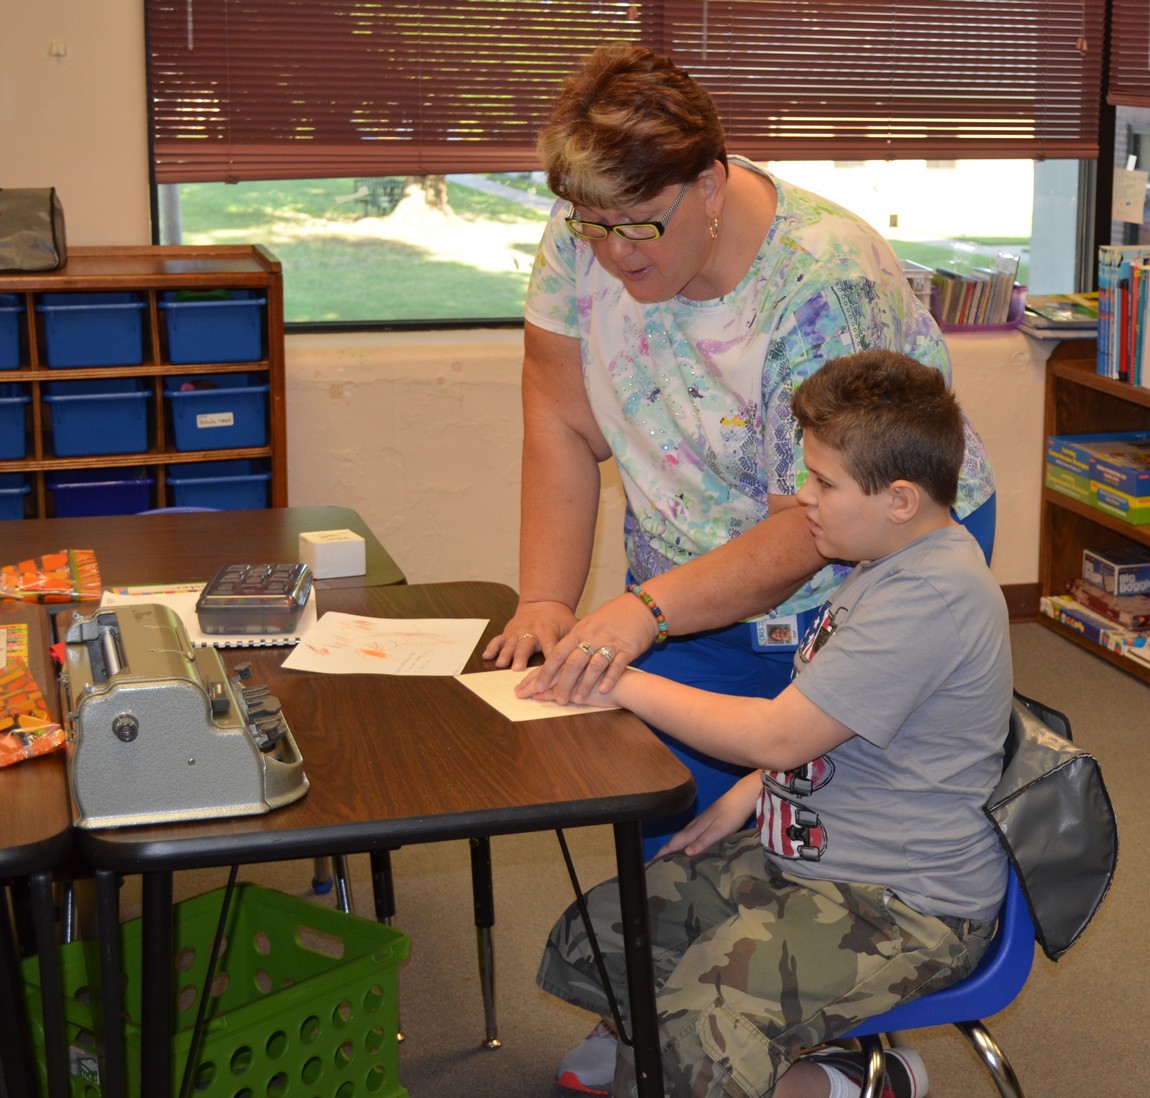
[537,830,994,1098]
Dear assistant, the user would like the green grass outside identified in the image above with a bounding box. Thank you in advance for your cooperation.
[167,177,1030,324]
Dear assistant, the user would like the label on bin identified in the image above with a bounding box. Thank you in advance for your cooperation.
[197,411,236,429]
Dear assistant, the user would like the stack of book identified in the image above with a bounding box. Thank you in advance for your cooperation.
[1040,546,1150,669]
[1097,244,1150,383]
[931,251,1021,328]
[1045,432,1150,526]
[1018,291,1099,341]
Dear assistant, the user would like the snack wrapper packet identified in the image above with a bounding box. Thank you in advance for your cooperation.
[0,658,65,767]
[0,549,101,603]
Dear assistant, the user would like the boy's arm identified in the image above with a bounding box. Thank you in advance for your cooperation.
[521,666,854,771]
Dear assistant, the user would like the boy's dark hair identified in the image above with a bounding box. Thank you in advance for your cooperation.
[791,350,964,508]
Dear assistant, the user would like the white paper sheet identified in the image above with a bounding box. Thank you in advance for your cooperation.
[454,667,619,721]
[281,611,488,675]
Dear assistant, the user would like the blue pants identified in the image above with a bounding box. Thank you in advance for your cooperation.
[631,493,996,858]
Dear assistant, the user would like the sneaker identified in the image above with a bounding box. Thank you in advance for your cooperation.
[555,1021,618,1095]
[803,1045,928,1098]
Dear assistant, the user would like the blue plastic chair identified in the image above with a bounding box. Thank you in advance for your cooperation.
[839,863,1034,1098]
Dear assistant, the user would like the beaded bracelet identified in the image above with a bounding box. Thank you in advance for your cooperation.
[628,583,669,643]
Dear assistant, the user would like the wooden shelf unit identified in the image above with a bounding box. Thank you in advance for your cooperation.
[1040,339,1150,682]
[0,244,286,518]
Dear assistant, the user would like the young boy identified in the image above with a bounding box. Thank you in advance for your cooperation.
[518,350,1013,1098]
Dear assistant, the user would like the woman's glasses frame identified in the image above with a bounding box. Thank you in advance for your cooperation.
[565,181,691,241]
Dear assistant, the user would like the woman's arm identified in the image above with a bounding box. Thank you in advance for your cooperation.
[482,321,613,667]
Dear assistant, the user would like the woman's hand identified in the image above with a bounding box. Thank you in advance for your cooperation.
[482,600,578,670]
[513,591,659,705]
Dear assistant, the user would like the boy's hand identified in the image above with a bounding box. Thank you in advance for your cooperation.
[515,664,623,708]
[654,773,761,858]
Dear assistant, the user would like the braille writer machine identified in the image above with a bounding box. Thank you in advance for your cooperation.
[59,602,309,829]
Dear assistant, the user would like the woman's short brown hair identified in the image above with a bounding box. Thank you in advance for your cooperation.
[538,43,728,210]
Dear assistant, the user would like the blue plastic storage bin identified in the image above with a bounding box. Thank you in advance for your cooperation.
[159,289,266,364]
[0,473,31,520]
[166,458,272,510]
[37,291,146,367]
[0,384,31,459]
[0,293,23,369]
[43,378,151,457]
[47,467,154,517]
[164,373,269,451]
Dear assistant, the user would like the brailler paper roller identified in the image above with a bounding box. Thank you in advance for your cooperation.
[59,602,309,829]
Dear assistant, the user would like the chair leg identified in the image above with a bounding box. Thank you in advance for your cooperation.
[331,855,354,914]
[957,1021,1024,1098]
[370,849,404,1043]
[853,1035,887,1098]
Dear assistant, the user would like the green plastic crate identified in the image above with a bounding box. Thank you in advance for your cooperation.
[23,883,409,1098]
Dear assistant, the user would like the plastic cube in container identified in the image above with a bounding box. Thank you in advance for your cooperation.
[0,293,24,369]
[0,383,31,459]
[167,457,271,510]
[36,291,147,367]
[47,466,154,517]
[21,883,409,1098]
[159,289,266,364]
[165,373,270,451]
[0,473,31,520]
[44,378,150,457]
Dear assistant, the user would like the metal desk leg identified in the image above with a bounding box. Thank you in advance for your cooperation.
[139,871,174,1098]
[369,850,403,1042]
[94,870,127,1098]
[29,872,68,1098]
[612,821,663,1098]
[469,837,500,1049]
[0,882,39,1098]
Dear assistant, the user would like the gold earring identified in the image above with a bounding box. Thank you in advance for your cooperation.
[709,218,719,240]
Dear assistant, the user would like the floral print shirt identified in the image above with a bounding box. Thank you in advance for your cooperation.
[525,159,995,615]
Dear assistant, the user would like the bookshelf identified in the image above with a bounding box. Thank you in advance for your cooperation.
[0,245,286,518]
[1040,339,1150,682]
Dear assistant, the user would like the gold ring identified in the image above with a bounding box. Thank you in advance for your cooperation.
[518,633,536,641]
[578,642,596,657]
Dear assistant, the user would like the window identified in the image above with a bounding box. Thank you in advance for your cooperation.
[147,1,1107,325]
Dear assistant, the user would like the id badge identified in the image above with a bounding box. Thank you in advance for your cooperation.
[749,610,801,651]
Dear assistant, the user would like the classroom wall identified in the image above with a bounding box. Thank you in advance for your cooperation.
[4,0,1053,610]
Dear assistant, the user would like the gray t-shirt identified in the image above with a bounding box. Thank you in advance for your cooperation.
[757,525,1012,922]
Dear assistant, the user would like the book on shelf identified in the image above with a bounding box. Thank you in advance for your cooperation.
[1096,245,1150,385]
[1021,291,1099,329]
[931,251,1020,327]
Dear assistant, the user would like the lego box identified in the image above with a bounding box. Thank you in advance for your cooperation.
[1091,483,1150,526]
[1083,546,1150,595]
[1046,433,1150,493]
[1045,462,1092,504]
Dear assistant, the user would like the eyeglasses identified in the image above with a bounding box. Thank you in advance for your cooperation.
[565,182,691,241]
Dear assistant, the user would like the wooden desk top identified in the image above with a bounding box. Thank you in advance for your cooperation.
[0,506,406,589]
[74,581,695,873]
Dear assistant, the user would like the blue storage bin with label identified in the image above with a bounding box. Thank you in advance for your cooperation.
[37,291,147,367]
[165,373,269,451]
[0,383,31,459]
[167,458,272,510]
[0,293,24,369]
[47,467,155,517]
[43,378,151,457]
[159,289,266,364]
[0,473,31,520]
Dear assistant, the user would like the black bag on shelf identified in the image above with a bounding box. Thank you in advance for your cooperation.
[0,188,67,272]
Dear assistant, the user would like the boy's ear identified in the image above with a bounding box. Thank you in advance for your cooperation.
[887,480,921,525]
